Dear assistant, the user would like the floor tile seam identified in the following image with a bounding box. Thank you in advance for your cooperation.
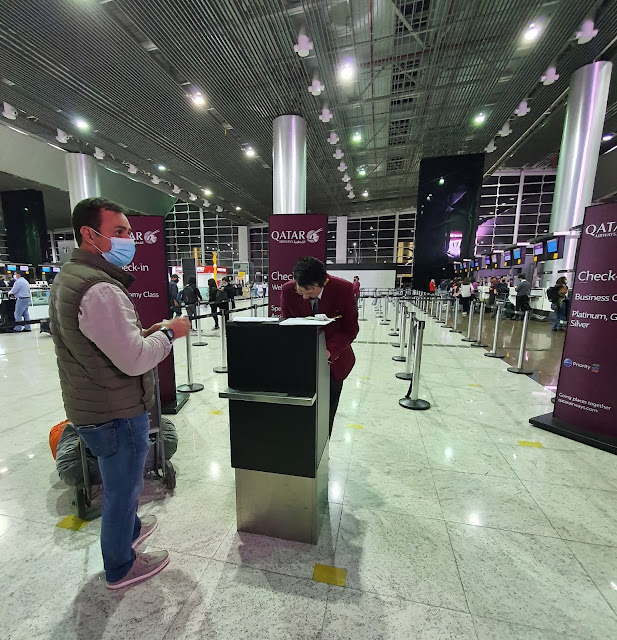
[515,477,567,540]
[561,539,617,621]
[0,405,66,435]
[516,474,617,494]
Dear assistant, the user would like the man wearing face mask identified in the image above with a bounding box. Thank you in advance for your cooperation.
[49,197,190,590]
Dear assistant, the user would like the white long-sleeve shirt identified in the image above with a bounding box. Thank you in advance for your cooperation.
[78,282,171,377]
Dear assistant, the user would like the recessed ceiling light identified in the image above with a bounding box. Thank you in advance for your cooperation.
[602,133,614,142]
[203,188,213,196]
[339,63,355,82]
[439,177,445,185]
[352,131,362,143]
[473,113,486,125]
[48,143,67,152]
[523,22,541,42]
[190,91,205,106]
[235,206,241,211]
[7,125,28,135]
[74,118,89,131]
[157,165,166,171]
[362,190,369,197]
[358,167,366,176]
[245,146,256,157]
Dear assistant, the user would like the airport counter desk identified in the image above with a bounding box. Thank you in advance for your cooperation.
[219,319,330,544]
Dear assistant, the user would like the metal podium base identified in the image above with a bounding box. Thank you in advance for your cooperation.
[399,397,431,410]
[162,391,190,415]
[392,355,406,362]
[395,372,413,380]
[507,366,533,375]
[235,442,329,545]
[177,383,204,393]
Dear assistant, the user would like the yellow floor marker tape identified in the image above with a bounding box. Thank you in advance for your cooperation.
[313,563,347,587]
[358,377,371,381]
[468,384,483,388]
[56,515,89,531]
[518,440,544,448]
[209,410,223,415]
[348,423,364,430]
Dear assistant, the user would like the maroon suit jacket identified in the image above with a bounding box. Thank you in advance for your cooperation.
[281,275,359,382]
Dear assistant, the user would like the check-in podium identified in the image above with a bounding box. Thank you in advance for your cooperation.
[219,321,330,544]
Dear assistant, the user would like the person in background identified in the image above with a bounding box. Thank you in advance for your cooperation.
[48,197,191,590]
[492,276,509,318]
[208,278,220,329]
[352,275,361,306]
[459,277,472,315]
[222,276,236,310]
[168,273,181,319]
[181,275,202,331]
[9,271,31,332]
[281,257,359,436]
[515,273,531,319]
[488,276,497,311]
[429,278,436,294]
[547,281,569,331]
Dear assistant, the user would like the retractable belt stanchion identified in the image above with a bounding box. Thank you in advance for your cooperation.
[381,295,390,324]
[375,296,383,318]
[399,320,430,410]
[177,333,204,393]
[389,299,400,336]
[392,307,407,362]
[192,306,208,347]
[444,298,451,328]
[213,311,228,374]
[485,304,505,358]
[437,298,443,323]
[251,297,257,317]
[396,311,415,380]
[461,301,476,342]
[450,299,461,333]
[358,296,367,321]
[507,310,533,375]
[471,302,488,348]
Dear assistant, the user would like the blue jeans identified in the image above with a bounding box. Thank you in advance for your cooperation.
[552,302,566,329]
[77,413,150,583]
[14,299,30,331]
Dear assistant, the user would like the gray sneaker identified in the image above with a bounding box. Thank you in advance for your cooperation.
[132,515,158,549]
[106,550,169,590]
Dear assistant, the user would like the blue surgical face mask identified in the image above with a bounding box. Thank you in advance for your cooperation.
[90,228,136,267]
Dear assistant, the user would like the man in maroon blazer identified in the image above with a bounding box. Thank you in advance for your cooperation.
[281,257,359,435]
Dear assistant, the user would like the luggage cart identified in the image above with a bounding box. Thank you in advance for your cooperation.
[74,369,176,520]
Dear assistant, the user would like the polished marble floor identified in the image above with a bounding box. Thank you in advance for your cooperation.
[1,299,617,639]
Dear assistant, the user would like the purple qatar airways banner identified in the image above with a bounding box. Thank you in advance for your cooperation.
[532,203,617,452]
[268,214,327,316]
[126,215,179,410]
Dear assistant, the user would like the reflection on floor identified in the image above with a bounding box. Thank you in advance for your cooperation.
[1,301,616,640]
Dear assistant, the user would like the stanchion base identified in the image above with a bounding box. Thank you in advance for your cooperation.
[399,397,431,410]
[395,372,413,380]
[461,337,476,342]
[388,330,399,336]
[391,343,407,348]
[380,320,390,324]
[449,329,462,333]
[392,355,406,362]
[177,383,204,393]
[213,366,228,374]
[507,366,533,375]
[484,352,504,358]
[470,342,488,348]
[192,341,208,347]
[358,318,368,322]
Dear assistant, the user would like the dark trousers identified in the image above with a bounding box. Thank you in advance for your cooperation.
[329,373,343,437]
[186,304,197,328]
[515,295,530,317]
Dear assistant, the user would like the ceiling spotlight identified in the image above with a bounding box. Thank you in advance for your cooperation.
[151,175,160,184]
[333,148,344,160]
[328,132,339,145]
[244,146,256,157]
[498,121,512,137]
[157,165,166,172]
[190,91,205,106]
[602,133,614,142]
[345,183,353,191]
[352,130,362,143]
[438,177,445,185]
[523,22,541,42]
[339,63,355,82]
[203,188,212,196]
[485,139,497,153]
[93,147,105,160]
[56,129,69,143]
[235,206,241,211]
[541,65,559,85]
[362,190,369,197]
[357,167,366,176]
[319,108,333,123]
[172,184,181,194]
[515,100,530,117]
[189,193,197,201]
[294,34,313,57]
[203,199,210,207]
[127,164,137,174]
[338,162,347,172]
[308,79,324,96]
[473,112,486,125]
[347,191,355,199]
[342,173,350,182]
[576,19,598,44]
[2,102,17,120]
[74,118,89,131]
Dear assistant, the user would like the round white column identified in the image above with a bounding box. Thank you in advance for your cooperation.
[273,115,306,215]
[65,153,101,211]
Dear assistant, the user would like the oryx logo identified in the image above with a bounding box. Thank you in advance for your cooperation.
[306,228,322,243]
[144,230,160,244]
[585,221,617,238]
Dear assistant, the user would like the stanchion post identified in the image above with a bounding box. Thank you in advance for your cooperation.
[396,311,415,380]
[381,295,390,324]
[389,299,400,335]
[192,307,208,347]
[507,310,533,374]
[399,320,430,410]
[485,304,505,358]
[444,298,451,328]
[471,302,488,348]
[392,308,407,361]
[213,311,228,373]
[177,334,204,393]
[450,299,460,333]
[461,301,476,342]
[358,296,367,321]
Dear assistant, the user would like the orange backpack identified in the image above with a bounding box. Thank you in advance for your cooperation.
[49,420,70,459]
